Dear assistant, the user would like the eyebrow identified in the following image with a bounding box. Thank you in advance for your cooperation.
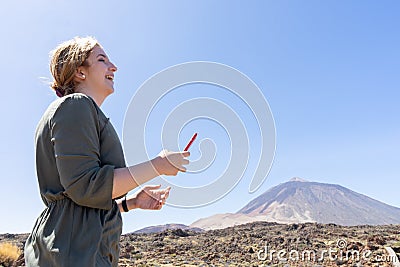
[97,53,108,58]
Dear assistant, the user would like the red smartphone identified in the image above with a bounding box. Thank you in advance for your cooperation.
[184,133,198,151]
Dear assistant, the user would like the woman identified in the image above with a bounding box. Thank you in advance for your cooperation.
[24,36,190,266]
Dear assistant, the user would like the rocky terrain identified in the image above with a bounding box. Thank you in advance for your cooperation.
[134,223,203,234]
[2,179,400,266]
[2,222,400,266]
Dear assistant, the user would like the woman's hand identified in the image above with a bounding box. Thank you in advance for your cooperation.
[127,185,171,210]
[152,150,190,176]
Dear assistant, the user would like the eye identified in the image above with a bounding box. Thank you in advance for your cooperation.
[98,58,105,62]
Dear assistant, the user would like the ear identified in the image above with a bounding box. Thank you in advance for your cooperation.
[74,66,86,81]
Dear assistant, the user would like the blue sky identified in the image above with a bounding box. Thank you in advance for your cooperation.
[0,1,399,234]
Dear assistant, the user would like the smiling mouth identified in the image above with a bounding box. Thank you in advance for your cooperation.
[106,75,114,81]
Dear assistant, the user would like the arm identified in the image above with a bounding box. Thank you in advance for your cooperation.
[112,150,190,199]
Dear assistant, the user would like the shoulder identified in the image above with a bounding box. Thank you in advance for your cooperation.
[59,93,97,109]
[56,93,97,113]
[36,94,102,140]
[49,93,100,125]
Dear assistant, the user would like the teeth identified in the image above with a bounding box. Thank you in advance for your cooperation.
[106,75,114,81]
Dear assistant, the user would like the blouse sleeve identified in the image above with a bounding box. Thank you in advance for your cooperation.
[50,94,114,210]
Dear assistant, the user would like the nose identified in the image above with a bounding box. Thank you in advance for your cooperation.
[109,61,117,72]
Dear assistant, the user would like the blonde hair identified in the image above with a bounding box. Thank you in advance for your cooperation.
[50,36,99,97]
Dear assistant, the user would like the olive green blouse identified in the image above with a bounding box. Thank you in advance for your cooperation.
[25,93,126,267]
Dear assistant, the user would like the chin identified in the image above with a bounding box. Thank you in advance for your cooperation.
[105,87,115,96]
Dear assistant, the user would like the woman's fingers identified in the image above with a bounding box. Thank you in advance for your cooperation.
[164,186,171,196]
[181,151,190,157]
[173,152,190,171]
[179,166,187,172]
[160,187,171,204]
[146,185,171,203]
[143,184,162,192]
[155,150,191,176]
[168,153,189,174]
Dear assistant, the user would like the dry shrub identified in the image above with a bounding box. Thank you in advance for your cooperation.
[0,242,21,267]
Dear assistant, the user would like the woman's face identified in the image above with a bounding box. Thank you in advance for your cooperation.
[80,45,117,98]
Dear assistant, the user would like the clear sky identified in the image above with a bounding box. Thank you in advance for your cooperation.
[0,1,399,234]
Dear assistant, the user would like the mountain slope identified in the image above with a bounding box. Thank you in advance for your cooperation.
[191,178,400,230]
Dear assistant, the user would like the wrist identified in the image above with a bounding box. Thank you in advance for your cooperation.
[128,196,138,210]
[150,156,163,176]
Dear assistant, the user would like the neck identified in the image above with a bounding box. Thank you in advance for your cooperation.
[75,88,107,107]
